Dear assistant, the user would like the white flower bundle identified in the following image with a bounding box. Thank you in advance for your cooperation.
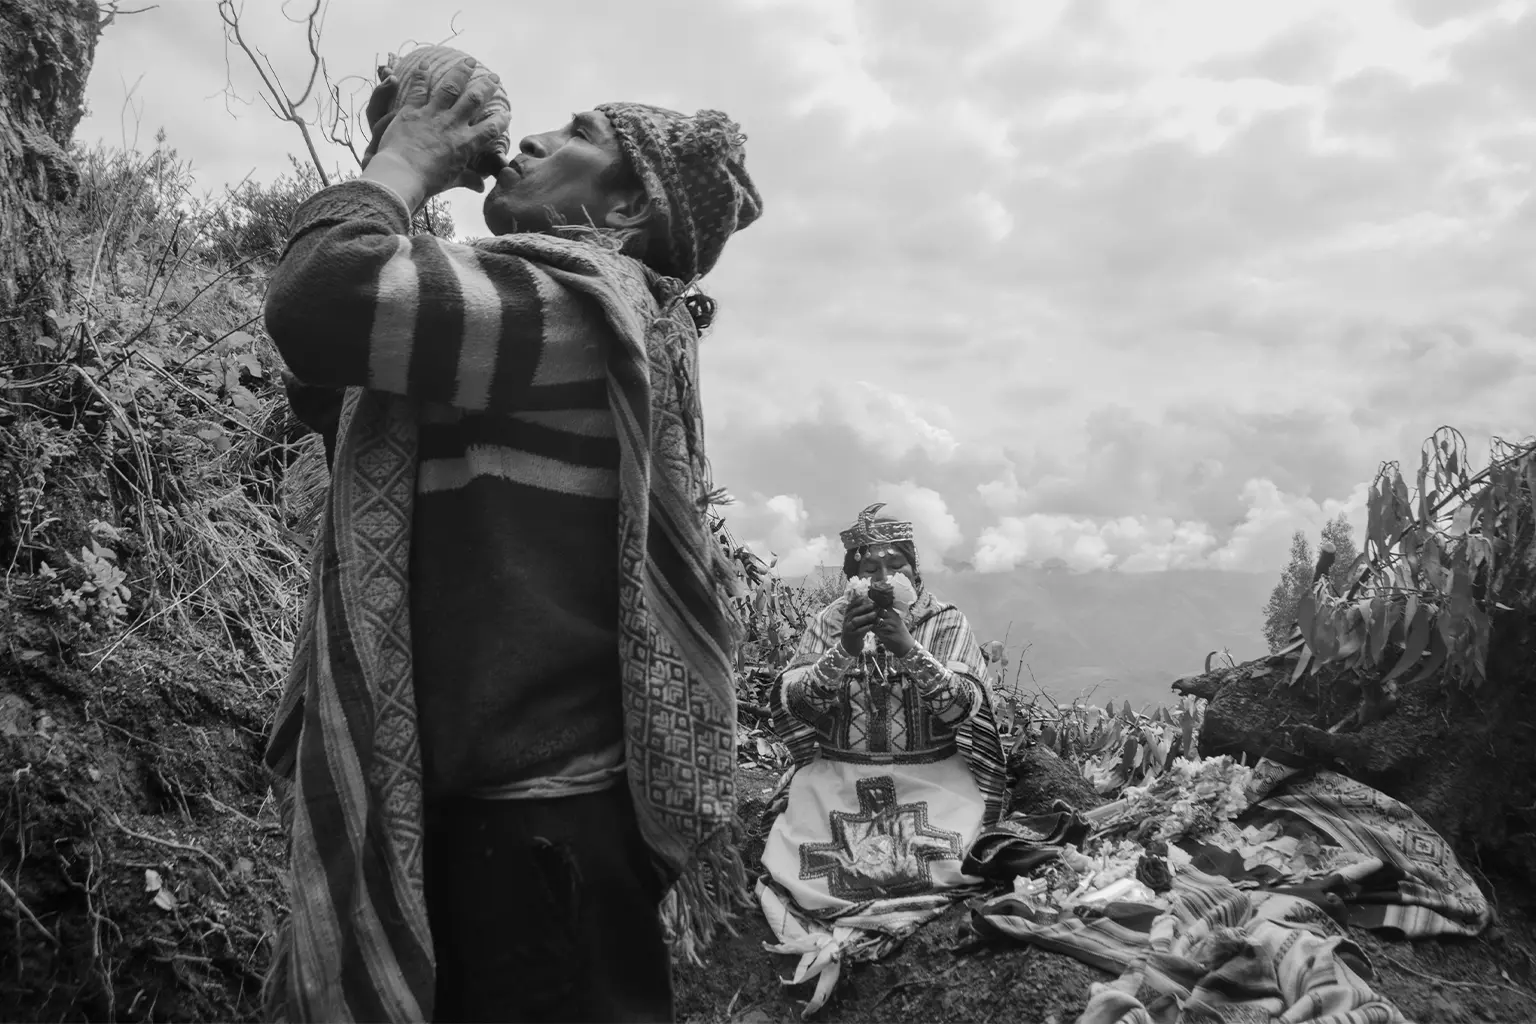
[1104,755,1255,844]
[843,573,916,612]
[841,574,917,655]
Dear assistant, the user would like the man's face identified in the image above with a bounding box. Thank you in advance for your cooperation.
[483,110,640,235]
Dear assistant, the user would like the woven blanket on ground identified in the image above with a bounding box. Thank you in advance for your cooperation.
[1229,768,1491,939]
[262,231,743,1023]
[973,867,1406,1024]
[962,804,1095,882]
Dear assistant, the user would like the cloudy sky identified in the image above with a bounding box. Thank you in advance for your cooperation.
[81,0,1536,579]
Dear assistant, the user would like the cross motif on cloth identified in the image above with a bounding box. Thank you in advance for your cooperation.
[799,776,964,899]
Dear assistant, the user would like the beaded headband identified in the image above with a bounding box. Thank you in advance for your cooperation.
[839,502,914,551]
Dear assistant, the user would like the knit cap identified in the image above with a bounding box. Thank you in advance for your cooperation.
[596,103,762,281]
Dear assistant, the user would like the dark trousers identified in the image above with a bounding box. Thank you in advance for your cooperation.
[423,785,675,1023]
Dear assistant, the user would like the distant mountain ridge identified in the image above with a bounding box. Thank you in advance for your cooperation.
[778,566,1276,710]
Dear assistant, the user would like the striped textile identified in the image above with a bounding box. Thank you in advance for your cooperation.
[1245,768,1492,939]
[770,588,1009,824]
[261,181,743,1022]
[975,869,1407,1024]
[757,588,1007,1017]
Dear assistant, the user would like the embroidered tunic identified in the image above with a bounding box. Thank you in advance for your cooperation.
[764,590,1007,912]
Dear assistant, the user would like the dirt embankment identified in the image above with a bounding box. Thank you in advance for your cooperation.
[2,627,285,1021]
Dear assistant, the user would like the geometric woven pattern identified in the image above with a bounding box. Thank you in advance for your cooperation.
[265,226,742,1022]
[799,776,964,900]
[1257,770,1491,938]
[771,589,1010,826]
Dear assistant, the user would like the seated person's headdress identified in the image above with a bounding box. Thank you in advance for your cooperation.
[839,503,913,551]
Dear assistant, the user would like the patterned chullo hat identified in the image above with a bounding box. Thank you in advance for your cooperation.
[839,502,915,551]
[595,102,762,282]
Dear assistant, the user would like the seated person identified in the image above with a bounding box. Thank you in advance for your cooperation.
[763,503,1008,912]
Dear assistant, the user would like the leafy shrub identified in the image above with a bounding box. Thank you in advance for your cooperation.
[197,155,328,268]
[198,155,458,269]
[1290,427,1536,691]
[1027,695,1205,796]
[35,519,132,632]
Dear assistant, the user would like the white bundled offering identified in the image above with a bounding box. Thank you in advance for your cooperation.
[841,575,917,654]
[1098,755,1255,844]
[844,574,916,612]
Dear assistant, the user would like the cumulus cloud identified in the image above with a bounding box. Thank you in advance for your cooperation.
[874,480,963,566]
[738,494,837,577]
[827,382,961,464]
[78,0,1536,589]
[975,514,1217,573]
[1206,478,1369,571]
[977,467,1026,513]
[974,476,1369,574]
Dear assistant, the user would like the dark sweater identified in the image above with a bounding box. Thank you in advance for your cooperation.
[265,180,625,798]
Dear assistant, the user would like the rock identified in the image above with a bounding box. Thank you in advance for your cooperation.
[1009,742,1107,815]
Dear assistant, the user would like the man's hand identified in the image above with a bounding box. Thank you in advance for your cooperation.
[359,63,510,211]
[840,595,878,657]
[872,607,916,657]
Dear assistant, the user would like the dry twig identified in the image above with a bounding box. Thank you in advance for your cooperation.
[217,0,334,183]
[0,875,59,947]
[66,794,230,898]
[1379,952,1535,1005]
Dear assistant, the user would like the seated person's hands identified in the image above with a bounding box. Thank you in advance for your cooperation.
[840,595,878,657]
[872,607,916,657]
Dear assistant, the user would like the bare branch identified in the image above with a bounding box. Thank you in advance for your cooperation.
[97,1,159,28]
[217,0,332,185]
[289,0,326,107]
[323,71,368,169]
[215,1,462,190]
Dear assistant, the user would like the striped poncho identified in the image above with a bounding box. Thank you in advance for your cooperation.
[261,180,743,1022]
[771,588,1009,824]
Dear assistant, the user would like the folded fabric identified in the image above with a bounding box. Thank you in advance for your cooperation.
[973,867,1406,1024]
[1076,917,1407,1024]
[963,804,1094,881]
[1222,768,1491,938]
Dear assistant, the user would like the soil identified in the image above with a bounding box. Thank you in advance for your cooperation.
[0,601,286,1023]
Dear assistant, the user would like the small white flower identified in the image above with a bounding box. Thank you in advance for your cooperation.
[887,573,917,613]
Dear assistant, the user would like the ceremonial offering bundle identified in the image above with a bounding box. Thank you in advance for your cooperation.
[844,573,916,613]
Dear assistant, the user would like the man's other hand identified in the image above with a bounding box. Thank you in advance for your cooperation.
[360,63,510,211]
[840,595,878,658]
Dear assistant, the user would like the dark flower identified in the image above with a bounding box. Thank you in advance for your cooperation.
[869,581,895,609]
[1144,838,1169,859]
[1136,854,1172,894]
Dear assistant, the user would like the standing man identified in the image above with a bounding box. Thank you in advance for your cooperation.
[262,60,761,1023]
